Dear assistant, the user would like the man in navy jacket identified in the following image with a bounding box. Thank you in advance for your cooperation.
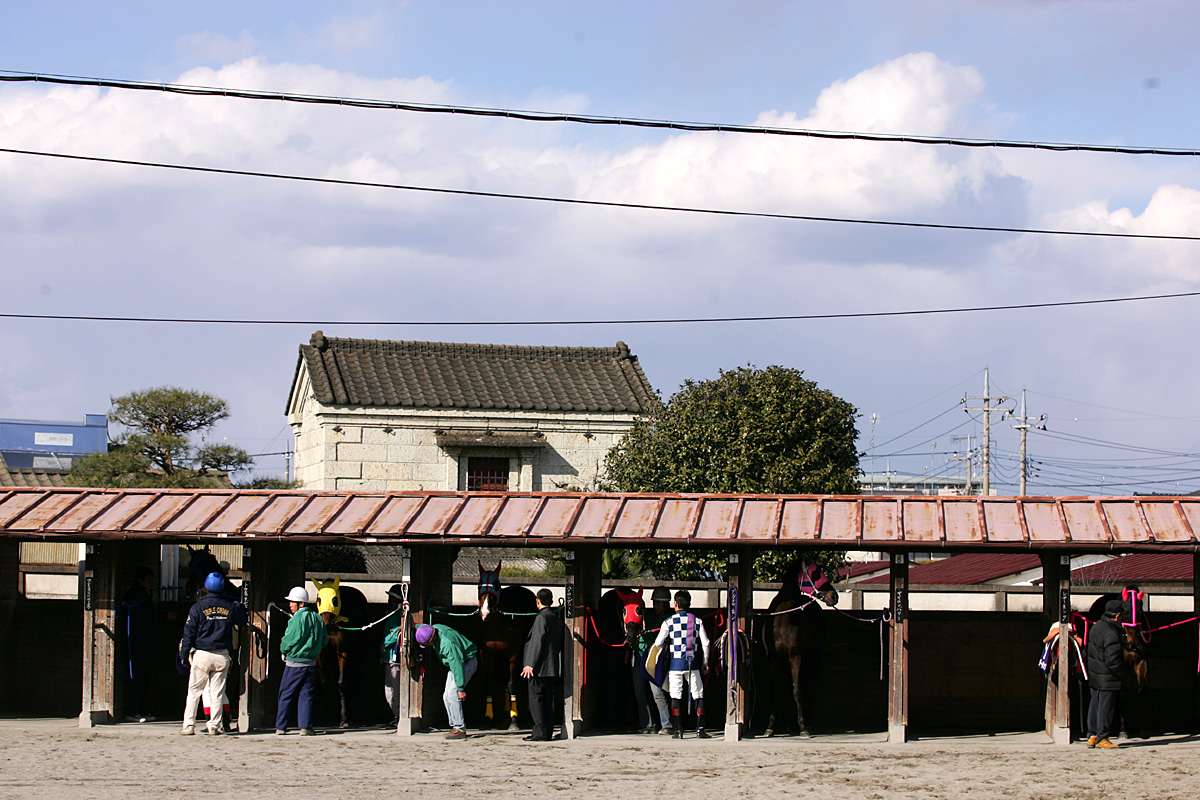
[179,572,245,736]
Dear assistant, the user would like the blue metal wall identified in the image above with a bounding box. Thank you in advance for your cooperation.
[0,415,108,468]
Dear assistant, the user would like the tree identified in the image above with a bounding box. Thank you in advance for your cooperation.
[68,387,253,488]
[604,365,860,581]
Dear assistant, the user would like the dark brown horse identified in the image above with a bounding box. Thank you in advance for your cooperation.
[314,577,367,728]
[477,562,536,730]
[763,558,839,738]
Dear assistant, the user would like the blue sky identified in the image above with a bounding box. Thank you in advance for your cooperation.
[3,1,1200,493]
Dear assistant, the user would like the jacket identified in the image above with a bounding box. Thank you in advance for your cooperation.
[280,605,329,664]
[1086,616,1127,691]
[522,606,564,678]
[654,611,710,672]
[431,624,477,690]
[120,584,157,643]
[180,592,245,657]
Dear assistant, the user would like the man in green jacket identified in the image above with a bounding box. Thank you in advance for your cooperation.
[414,623,477,739]
[276,586,329,736]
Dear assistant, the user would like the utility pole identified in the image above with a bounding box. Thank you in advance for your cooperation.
[951,435,974,495]
[963,368,1011,496]
[1007,389,1045,496]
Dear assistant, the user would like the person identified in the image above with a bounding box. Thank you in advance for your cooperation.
[414,622,478,739]
[1085,599,1126,749]
[381,583,406,728]
[179,572,245,736]
[653,589,711,739]
[275,586,329,736]
[631,587,673,734]
[520,588,563,741]
[120,566,158,723]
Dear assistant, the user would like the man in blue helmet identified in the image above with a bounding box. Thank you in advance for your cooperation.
[179,572,245,736]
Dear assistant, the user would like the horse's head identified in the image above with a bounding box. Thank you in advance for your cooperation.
[615,587,646,645]
[313,576,347,625]
[184,546,225,599]
[798,559,839,607]
[479,561,502,620]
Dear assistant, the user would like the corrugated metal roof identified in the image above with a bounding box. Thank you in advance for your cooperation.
[1071,553,1194,583]
[2,488,1200,551]
[858,553,1043,585]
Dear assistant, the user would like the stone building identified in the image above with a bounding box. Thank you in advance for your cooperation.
[286,332,656,491]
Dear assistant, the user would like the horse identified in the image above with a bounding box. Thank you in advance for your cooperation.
[762,558,839,738]
[183,545,225,600]
[592,587,650,732]
[1085,588,1150,737]
[313,576,368,729]
[477,562,536,730]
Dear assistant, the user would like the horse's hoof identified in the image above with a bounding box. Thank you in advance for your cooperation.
[340,722,350,729]
[508,723,520,732]
[797,730,812,739]
[764,728,775,738]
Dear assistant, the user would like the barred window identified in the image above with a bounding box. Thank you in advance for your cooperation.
[465,457,510,491]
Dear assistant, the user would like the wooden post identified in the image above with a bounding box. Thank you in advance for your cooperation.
[725,548,754,742]
[80,542,118,727]
[239,541,305,732]
[1040,553,1061,739]
[1052,553,1072,745]
[1193,553,1199,730]
[410,544,454,733]
[887,552,908,743]
[0,540,18,714]
[562,546,602,739]
[393,546,423,737]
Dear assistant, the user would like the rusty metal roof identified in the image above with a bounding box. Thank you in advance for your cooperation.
[1,487,1198,551]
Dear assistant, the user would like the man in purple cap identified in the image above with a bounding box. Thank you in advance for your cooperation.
[414,623,478,739]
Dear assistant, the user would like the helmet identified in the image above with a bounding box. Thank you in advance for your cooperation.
[204,573,225,593]
[414,624,435,646]
[285,586,310,604]
[651,587,672,603]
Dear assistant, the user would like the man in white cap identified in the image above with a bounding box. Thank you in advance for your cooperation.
[275,586,328,736]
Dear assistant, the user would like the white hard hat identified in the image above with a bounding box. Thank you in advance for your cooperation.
[285,586,310,604]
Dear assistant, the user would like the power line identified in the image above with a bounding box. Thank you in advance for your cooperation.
[3,290,1199,328]
[5,146,1200,242]
[4,70,1200,157]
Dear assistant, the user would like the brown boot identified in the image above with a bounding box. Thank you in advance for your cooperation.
[1086,735,1097,748]
[1096,738,1118,749]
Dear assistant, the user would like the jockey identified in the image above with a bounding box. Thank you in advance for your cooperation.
[652,589,712,740]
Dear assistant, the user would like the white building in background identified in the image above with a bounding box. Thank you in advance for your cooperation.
[286,332,657,492]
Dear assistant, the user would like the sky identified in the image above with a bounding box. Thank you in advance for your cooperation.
[3,1,1200,495]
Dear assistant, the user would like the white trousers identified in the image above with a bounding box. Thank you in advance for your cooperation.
[667,669,704,700]
[183,649,230,730]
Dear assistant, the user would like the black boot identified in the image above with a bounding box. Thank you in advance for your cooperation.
[696,705,710,738]
[670,698,683,739]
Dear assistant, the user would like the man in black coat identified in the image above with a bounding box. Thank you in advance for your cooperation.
[520,588,563,741]
[1086,599,1127,749]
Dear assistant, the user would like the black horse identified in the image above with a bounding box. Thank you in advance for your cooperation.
[763,558,839,738]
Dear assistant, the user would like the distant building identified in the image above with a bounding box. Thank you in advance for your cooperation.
[0,414,107,470]
[286,332,656,491]
[858,472,978,496]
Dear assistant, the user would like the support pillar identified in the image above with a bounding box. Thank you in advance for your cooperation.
[0,540,19,715]
[408,544,454,733]
[239,541,305,732]
[1193,553,1199,730]
[887,552,908,743]
[80,542,118,727]
[1041,553,1074,744]
[724,548,754,742]
[562,546,602,739]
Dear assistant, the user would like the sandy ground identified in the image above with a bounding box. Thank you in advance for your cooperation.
[1,719,1198,800]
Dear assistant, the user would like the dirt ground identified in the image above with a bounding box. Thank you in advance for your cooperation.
[1,719,1198,800]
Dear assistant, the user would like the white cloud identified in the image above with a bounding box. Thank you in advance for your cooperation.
[176,31,257,65]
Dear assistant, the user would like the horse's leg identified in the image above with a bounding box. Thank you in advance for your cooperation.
[764,651,787,737]
[337,651,350,728]
[507,655,520,731]
[791,654,810,738]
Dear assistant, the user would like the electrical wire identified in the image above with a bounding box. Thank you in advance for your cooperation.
[4,70,1200,157]
[5,146,1200,242]
[3,290,1199,328]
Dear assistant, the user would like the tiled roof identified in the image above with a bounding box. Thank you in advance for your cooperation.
[839,560,889,581]
[1071,553,1193,584]
[295,332,656,413]
[858,553,1043,585]
[0,455,69,488]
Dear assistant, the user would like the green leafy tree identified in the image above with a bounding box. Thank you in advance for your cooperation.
[68,387,253,488]
[605,365,860,581]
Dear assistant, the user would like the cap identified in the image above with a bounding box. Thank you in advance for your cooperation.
[285,586,310,604]
[651,587,671,603]
[204,573,225,593]
[1104,599,1125,618]
[415,624,435,646]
